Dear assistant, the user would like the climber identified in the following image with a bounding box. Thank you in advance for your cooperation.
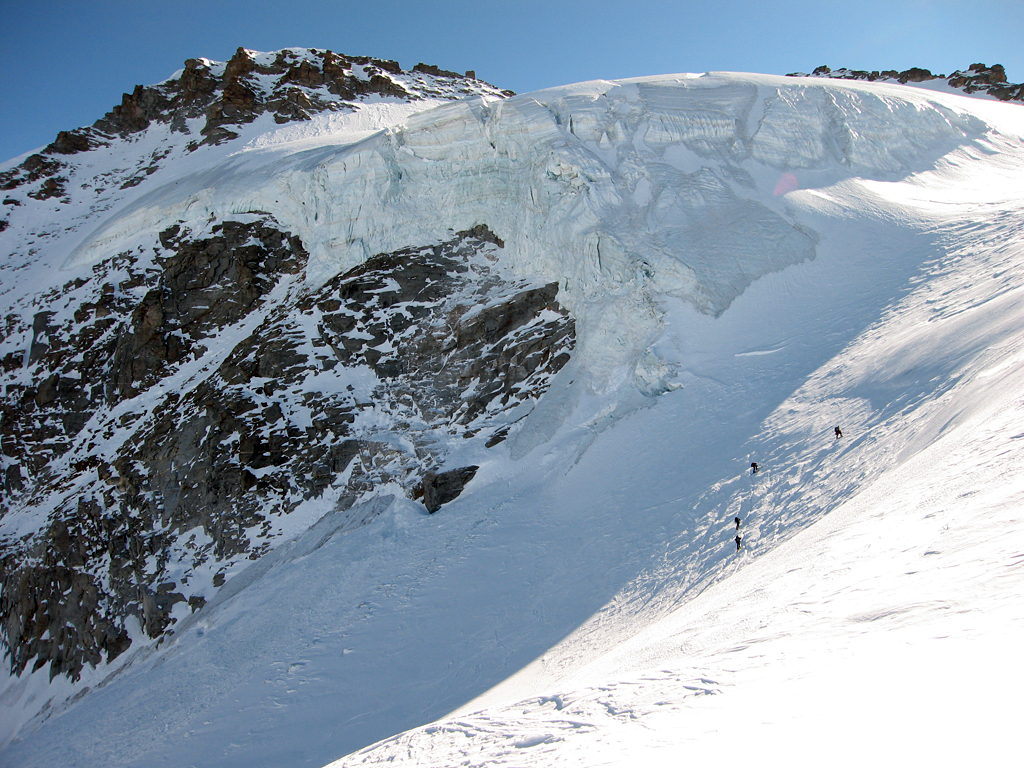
[735,535,742,551]
[734,516,741,530]
[750,461,759,474]
[834,426,843,439]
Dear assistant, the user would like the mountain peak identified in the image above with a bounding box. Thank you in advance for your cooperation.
[1,64,1022,767]
[88,46,510,148]
[0,47,510,200]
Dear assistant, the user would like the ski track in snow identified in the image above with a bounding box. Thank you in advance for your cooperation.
[2,72,1024,767]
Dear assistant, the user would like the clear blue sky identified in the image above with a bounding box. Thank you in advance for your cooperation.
[2,0,1022,163]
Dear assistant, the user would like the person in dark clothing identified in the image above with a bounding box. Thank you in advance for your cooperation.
[735,535,742,551]
[750,462,759,474]
[734,516,741,530]
[834,426,843,439]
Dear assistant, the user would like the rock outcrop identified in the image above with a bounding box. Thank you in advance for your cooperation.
[421,466,480,513]
[0,218,573,682]
[787,63,1024,103]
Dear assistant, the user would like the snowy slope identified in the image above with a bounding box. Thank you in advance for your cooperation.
[330,100,1024,764]
[2,71,1024,767]
[341,399,1024,767]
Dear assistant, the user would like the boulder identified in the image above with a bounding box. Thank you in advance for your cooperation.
[422,466,480,513]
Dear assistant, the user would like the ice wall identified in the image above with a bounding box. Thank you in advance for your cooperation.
[65,73,987,390]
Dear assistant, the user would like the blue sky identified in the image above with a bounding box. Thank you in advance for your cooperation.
[2,0,1022,163]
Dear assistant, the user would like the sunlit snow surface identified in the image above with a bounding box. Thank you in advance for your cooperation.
[3,73,1024,767]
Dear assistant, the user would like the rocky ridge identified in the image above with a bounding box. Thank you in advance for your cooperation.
[787,63,1024,102]
[0,47,509,205]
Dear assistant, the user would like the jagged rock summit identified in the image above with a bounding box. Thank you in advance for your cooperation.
[0,46,509,203]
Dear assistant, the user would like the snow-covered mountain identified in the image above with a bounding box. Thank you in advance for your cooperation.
[1,51,1023,767]
[0,47,522,686]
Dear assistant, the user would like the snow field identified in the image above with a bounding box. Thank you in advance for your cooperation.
[371,381,1024,767]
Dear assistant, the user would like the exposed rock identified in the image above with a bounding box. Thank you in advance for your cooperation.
[0,153,64,193]
[284,59,324,88]
[963,62,1007,84]
[0,217,310,679]
[27,176,66,200]
[0,48,509,192]
[421,466,479,513]
[897,67,935,83]
[414,62,463,79]
[987,83,1024,102]
[949,63,1024,101]
[0,509,134,682]
[95,83,173,135]
[47,129,97,155]
[106,219,307,400]
[176,58,220,114]
[0,219,574,682]
[458,223,504,248]
[371,58,402,75]
[789,63,1024,103]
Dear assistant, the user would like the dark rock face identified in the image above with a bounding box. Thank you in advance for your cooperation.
[790,63,1024,102]
[95,83,174,135]
[0,218,310,681]
[421,466,479,513]
[0,220,574,682]
[0,153,66,197]
[897,67,936,83]
[949,63,1024,101]
[2,541,132,681]
[413,62,463,79]
[109,220,307,400]
[49,129,96,155]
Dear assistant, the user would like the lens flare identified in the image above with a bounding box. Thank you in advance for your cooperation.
[773,172,799,196]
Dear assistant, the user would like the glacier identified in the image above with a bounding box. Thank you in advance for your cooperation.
[65,73,989,396]
[2,65,1024,768]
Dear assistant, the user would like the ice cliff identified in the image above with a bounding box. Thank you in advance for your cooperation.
[67,72,987,388]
